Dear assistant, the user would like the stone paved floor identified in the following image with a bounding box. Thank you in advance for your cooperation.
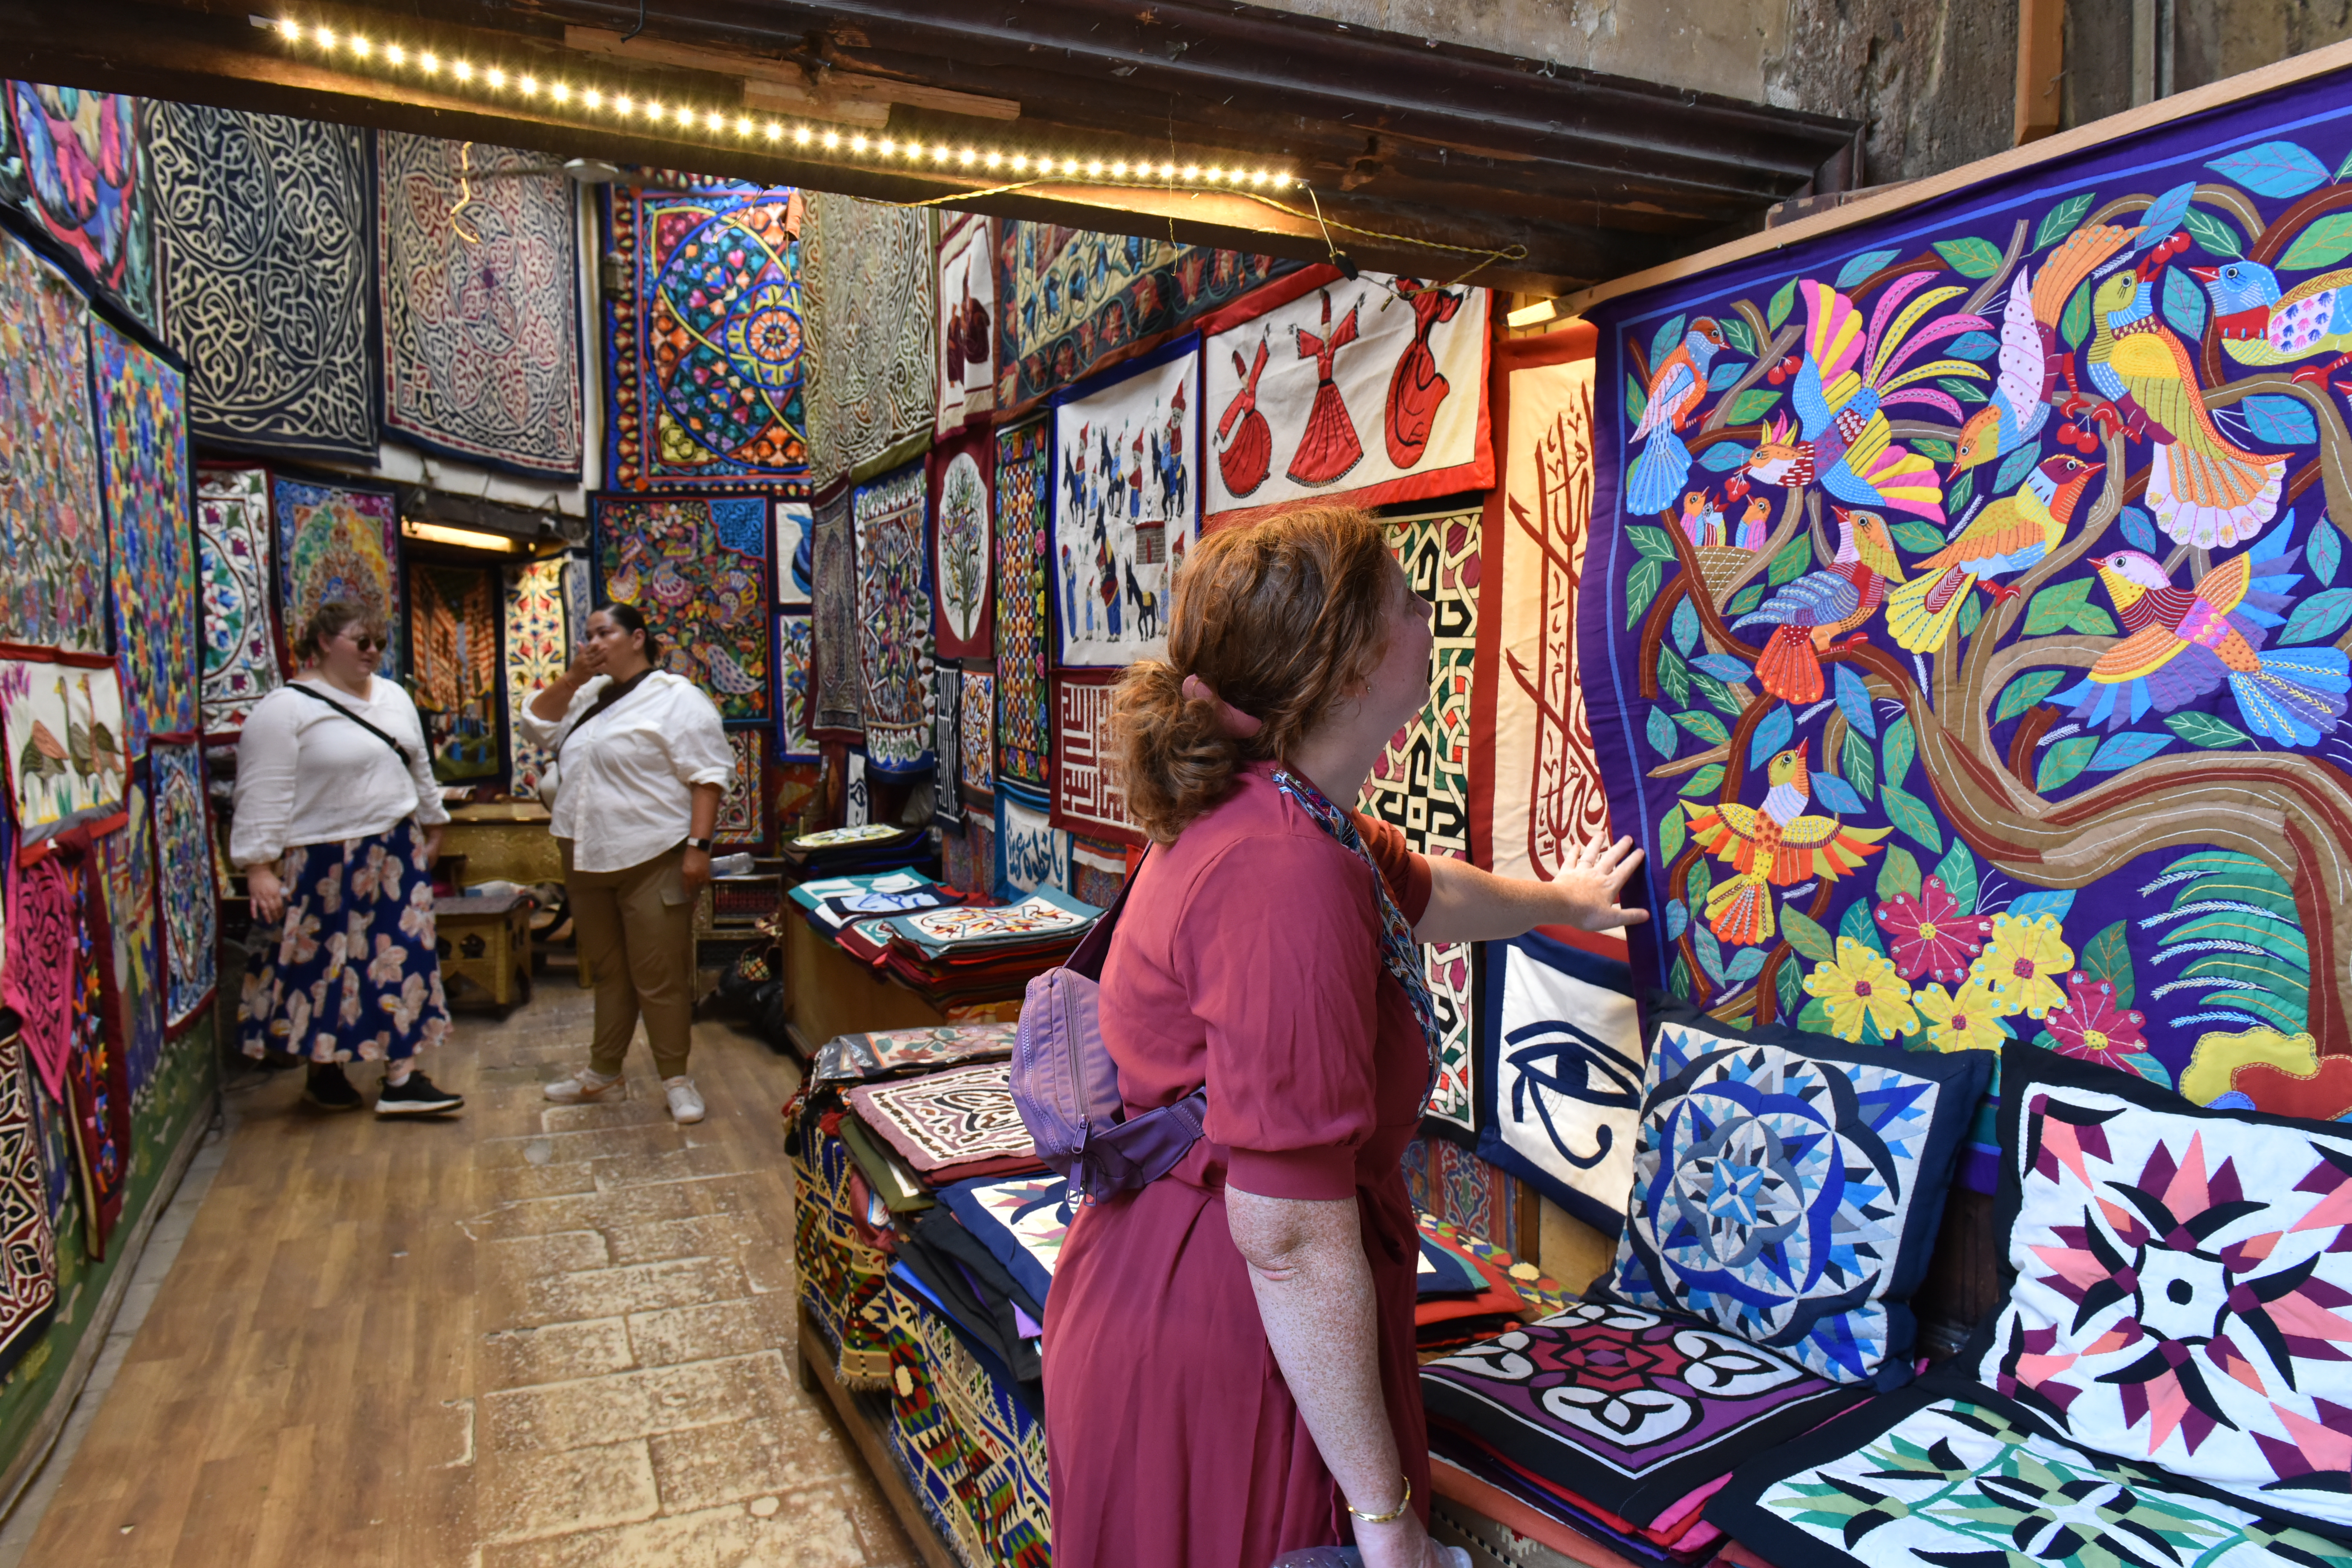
[16,987,919,1567]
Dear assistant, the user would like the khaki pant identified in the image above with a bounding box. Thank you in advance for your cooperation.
[564,842,695,1080]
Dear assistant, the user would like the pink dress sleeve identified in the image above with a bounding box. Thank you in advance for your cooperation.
[1179,832,1384,1203]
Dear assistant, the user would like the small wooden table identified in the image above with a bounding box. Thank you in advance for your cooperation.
[433,890,533,1008]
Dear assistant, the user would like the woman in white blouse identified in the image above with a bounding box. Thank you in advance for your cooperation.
[233,602,464,1115]
[518,604,732,1124]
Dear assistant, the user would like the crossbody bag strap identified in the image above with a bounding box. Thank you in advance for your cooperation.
[554,670,658,763]
[1064,844,1150,982]
[286,682,415,767]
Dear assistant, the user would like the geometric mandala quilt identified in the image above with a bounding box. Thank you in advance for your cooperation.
[1611,1009,1990,1388]
[1969,1043,2352,1534]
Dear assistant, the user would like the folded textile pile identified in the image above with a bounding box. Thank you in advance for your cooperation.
[867,887,1104,1006]
[811,1021,1019,1087]
[780,822,931,875]
[1412,1212,1575,1352]
[788,867,960,935]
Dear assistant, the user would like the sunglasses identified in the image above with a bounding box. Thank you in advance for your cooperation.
[340,632,386,653]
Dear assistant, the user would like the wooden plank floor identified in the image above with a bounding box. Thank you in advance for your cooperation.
[21,988,919,1566]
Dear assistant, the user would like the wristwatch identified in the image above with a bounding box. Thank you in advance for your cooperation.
[686,836,715,852]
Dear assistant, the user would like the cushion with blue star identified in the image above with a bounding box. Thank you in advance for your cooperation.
[1607,1005,1993,1389]
[1965,1041,2352,1538]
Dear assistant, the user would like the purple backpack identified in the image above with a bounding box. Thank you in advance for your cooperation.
[1010,856,1208,1202]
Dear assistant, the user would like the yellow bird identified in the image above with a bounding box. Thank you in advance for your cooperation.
[1682,742,1892,946]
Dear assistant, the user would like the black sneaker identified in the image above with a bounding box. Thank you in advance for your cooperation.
[302,1063,364,1112]
[376,1072,465,1116]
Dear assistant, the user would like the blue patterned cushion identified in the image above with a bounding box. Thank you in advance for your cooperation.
[1610,1008,1991,1388]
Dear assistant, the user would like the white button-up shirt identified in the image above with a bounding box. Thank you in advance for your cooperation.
[229,676,450,867]
[515,670,733,873]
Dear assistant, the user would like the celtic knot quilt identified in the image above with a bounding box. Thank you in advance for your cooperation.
[94,317,196,752]
[0,225,105,653]
[604,184,806,489]
[195,466,283,738]
[592,495,772,722]
[1610,1010,1990,1386]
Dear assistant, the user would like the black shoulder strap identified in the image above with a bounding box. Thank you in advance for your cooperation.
[1065,845,1150,982]
[556,669,657,761]
[286,683,415,767]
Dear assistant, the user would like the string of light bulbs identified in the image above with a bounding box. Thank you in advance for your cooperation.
[262,15,1303,191]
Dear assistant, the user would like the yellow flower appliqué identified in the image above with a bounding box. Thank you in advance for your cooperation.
[1971,913,2075,1018]
[1913,980,2007,1052]
[1803,937,1919,1042]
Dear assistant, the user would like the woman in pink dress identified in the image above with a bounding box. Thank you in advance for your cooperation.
[1044,506,1648,1568]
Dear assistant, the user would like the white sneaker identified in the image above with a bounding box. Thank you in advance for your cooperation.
[544,1068,623,1104]
[663,1076,706,1124]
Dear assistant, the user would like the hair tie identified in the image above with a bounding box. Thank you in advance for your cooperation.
[1181,673,1264,738]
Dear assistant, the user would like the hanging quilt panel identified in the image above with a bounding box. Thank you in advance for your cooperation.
[501,556,568,798]
[148,103,377,462]
[803,192,934,488]
[1402,1135,1521,1248]
[93,317,196,751]
[997,786,1069,900]
[0,225,105,653]
[937,211,995,435]
[932,666,963,833]
[716,729,768,851]
[931,428,994,660]
[150,743,216,1031]
[70,855,130,1258]
[195,465,283,738]
[996,222,1293,409]
[959,669,995,804]
[1475,932,1644,1234]
[941,818,977,893]
[275,475,402,676]
[0,1027,57,1379]
[0,655,128,848]
[773,760,819,841]
[591,494,772,722]
[1068,843,1125,914]
[98,782,163,1096]
[409,564,502,781]
[851,464,935,773]
[848,1060,1035,1173]
[993,420,1052,787]
[777,499,813,608]
[377,133,582,477]
[1202,266,1491,524]
[776,608,818,761]
[1049,670,1141,846]
[604,182,806,489]
[966,807,995,894]
[2,852,78,1101]
[811,486,863,736]
[1050,339,1200,668]
[5,84,155,328]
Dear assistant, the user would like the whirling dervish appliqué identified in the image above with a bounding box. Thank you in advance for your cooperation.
[1732,507,1906,703]
[2052,538,2352,747]
[1681,741,1892,946]
[1886,453,2105,653]
[1741,274,1990,523]
[2193,259,2352,385]
[1383,278,1466,468]
[1626,318,1728,516]
[1952,222,2139,476]
[1216,332,1274,497]
[1285,290,1364,487]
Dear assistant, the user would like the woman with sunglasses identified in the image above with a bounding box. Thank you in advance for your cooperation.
[231,601,464,1115]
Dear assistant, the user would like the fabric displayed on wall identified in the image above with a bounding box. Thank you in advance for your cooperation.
[772,761,819,841]
[148,103,377,462]
[1584,75,2352,1110]
[0,657,129,847]
[0,1028,58,1378]
[993,421,1052,788]
[997,787,1070,900]
[848,1060,1034,1173]
[4,84,154,327]
[1051,340,1199,667]
[1475,932,1643,1234]
[500,556,567,798]
[2,853,78,1101]
[931,666,963,833]
[716,729,768,851]
[1402,1135,1520,1247]
[409,565,502,782]
[1203,267,1491,522]
[604,183,805,489]
[996,222,1292,409]
[377,133,582,476]
[930,429,994,660]
[1049,670,1140,846]
[70,856,130,1258]
[1067,842,1125,915]
[803,193,935,487]
[150,743,216,1031]
[936,211,995,435]
[966,806,995,893]
[776,499,813,608]
[958,669,995,803]
[98,783,163,1096]
[810,487,863,736]
[776,608,817,761]
[93,317,196,752]
[276,475,402,676]
[0,226,105,653]
[592,495,772,722]
[850,465,935,773]
[195,465,283,738]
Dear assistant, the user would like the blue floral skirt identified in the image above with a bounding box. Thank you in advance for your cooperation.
[239,817,453,1064]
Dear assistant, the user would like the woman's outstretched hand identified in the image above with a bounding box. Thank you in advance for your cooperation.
[1551,834,1648,930]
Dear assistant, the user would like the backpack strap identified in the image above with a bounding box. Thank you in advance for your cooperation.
[1065,845,1148,982]
[286,682,415,767]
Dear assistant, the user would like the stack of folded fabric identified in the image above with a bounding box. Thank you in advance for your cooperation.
[812,1022,1019,1087]
[789,868,961,937]
[1413,1212,1576,1352]
[780,822,932,875]
[870,887,1104,1007]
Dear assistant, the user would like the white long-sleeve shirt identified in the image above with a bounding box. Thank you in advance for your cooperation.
[514,670,732,874]
[229,676,450,867]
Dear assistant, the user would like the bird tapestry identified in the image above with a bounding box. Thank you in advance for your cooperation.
[94,317,198,753]
[3,83,156,329]
[591,495,772,723]
[377,133,583,478]
[851,464,936,773]
[1049,340,1201,668]
[150,742,216,1031]
[1582,65,2352,1157]
[604,183,807,489]
[195,466,285,739]
[802,193,936,489]
[0,656,128,848]
[931,428,994,661]
[147,103,378,464]
[1202,266,1492,525]
[275,476,402,677]
[992,420,1052,790]
[409,565,502,783]
[0,225,106,654]
[501,556,567,798]
[936,211,995,435]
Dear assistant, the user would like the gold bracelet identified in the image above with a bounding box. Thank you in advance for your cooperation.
[1346,1477,1411,1525]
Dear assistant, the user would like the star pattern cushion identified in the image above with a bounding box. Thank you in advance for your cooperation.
[1969,1042,2352,1534]
[1610,1007,1992,1388]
